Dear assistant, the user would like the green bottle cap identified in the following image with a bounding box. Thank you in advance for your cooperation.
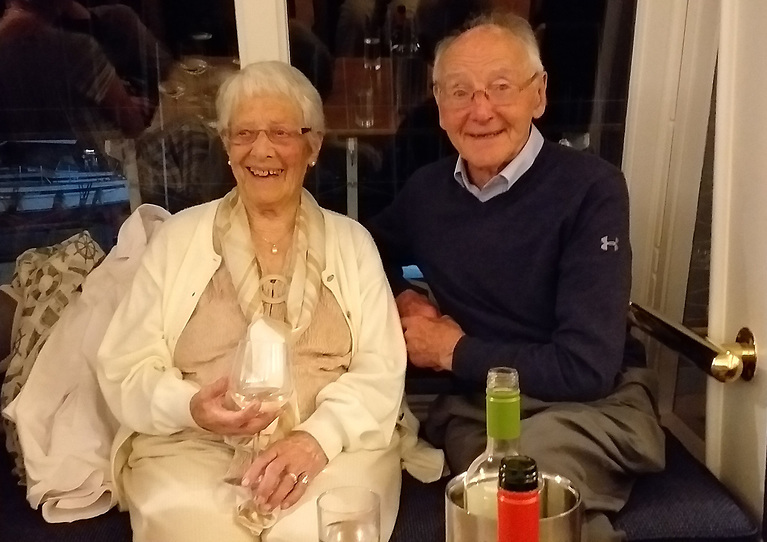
[486,387,520,440]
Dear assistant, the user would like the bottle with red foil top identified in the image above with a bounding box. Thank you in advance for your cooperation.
[497,455,540,542]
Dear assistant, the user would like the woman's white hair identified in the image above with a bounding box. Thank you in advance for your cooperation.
[216,60,325,147]
[433,12,543,81]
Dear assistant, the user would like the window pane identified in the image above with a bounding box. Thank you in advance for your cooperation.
[0,0,238,282]
[288,0,637,221]
[672,72,717,441]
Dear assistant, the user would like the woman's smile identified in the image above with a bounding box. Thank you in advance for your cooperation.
[245,166,285,178]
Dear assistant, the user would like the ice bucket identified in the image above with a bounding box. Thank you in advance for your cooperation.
[445,472,582,542]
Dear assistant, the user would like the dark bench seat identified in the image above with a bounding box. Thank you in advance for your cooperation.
[2,429,757,542]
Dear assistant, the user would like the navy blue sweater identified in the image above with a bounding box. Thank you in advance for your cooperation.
[368,141,634,402]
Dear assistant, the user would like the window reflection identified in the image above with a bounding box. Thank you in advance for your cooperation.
[0,0,640,280]
[289,0,637,220]
[136,1,239,212]
[0,0,170,140]
[0,0,239,280]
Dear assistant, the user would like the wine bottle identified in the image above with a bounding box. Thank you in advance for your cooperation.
[463,367,521,519]
[497,455,539,542]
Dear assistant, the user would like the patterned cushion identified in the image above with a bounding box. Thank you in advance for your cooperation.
[0,232,104,480]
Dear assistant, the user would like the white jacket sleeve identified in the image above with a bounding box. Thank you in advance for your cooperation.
[294,229,407,462]
[96,228,200,435]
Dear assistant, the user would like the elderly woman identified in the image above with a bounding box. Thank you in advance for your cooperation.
[97,61,407,541]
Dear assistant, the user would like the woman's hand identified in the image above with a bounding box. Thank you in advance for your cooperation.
[190,377,279,436]
[241,431,328,512]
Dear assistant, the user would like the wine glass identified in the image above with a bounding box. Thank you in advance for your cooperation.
[158,80,186,100]
[179,56,209,76]
[179,32,212,76]
[228,319,292,413]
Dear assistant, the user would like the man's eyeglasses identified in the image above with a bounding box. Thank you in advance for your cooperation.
[434,72,541,109]
[227,127,312,146]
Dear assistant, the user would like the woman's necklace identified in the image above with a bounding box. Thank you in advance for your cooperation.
[251,213,297,255]
[250,207,298,256]
[257,228,293,255]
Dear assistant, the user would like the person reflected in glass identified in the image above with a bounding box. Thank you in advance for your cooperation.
[54,0,173,106]
[367,13,664,542]
[97,61,408,542]
[0,0,162,140]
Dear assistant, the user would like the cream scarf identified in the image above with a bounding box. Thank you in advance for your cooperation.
[212,187,326,536]
[212,187,325,333]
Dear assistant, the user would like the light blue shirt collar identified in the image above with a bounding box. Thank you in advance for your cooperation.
[454,125,544,202]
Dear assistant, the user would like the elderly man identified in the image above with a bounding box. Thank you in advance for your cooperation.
[367,12,664,542]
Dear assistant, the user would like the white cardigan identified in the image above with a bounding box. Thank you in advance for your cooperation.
[97,197,407,467]
[4,204,171,522]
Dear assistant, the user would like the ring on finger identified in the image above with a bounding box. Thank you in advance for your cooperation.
[286,471,299,485]
[297,472,309,485]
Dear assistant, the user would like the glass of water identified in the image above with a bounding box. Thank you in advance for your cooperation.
[317,487,380,542]
[354,87,375,128]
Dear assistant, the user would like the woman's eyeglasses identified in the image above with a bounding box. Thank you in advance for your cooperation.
[228,127,312,146]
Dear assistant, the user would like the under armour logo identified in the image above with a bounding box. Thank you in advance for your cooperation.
[601,236,619,252]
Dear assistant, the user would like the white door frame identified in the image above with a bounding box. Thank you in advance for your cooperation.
[623,0,718,459]
[624,0,718,317]
[707,0,767,523]
[234,0,290,64]
[623,1,687,309]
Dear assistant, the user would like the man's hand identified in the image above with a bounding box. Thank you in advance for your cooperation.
[190,377,279,436]
[401,315,465,371]
[396,289,440,319]
[241,431,328,512]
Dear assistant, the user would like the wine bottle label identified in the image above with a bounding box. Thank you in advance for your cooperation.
[486,388,520,440]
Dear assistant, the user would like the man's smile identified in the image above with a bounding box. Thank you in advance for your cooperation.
[466,129,505,139]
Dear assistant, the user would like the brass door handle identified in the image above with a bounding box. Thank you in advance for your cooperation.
[629,302,757,383]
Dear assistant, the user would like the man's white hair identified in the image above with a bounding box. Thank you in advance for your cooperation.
[433,12,544,82]
[216,61,325,147]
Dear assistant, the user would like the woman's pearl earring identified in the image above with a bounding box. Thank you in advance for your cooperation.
[310,161,316,167]
[227,160,231,165]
